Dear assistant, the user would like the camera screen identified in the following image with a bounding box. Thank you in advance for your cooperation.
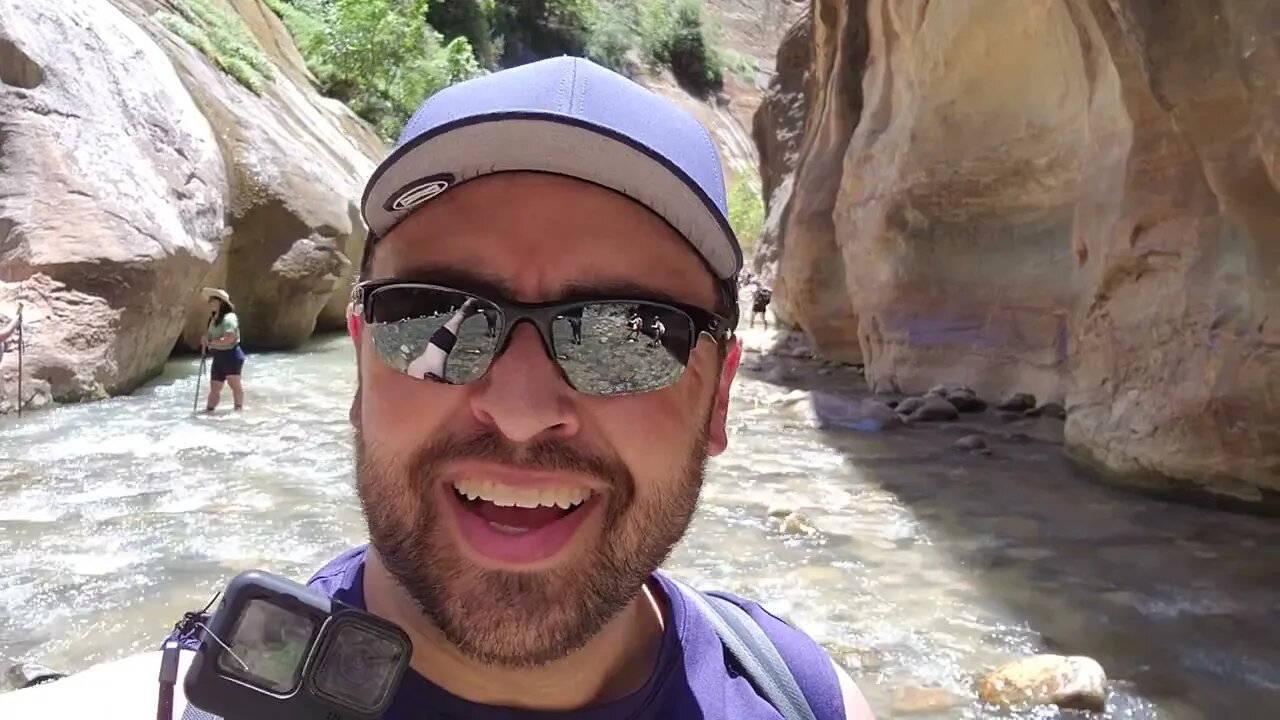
[218,597,319,694]
[311,620,408,711]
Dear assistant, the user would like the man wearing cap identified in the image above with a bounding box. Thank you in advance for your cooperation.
[0,58,873,719]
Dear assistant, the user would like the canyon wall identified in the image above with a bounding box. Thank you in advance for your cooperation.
[756,0,1279,509]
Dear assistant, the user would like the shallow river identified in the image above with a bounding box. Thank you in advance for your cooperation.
[1,334,1278,718]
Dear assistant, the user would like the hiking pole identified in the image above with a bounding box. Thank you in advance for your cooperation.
[16,321,23,419]
[192,312,214,413]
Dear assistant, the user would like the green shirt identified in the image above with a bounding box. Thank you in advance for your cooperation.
[207,312,240,345]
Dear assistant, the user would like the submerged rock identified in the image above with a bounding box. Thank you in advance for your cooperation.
[907,395,959,423]
[977,654,1107,712]
[891,686,964,716]
[997,392,1038,413]
[954,435,988,451]
[778,511,819,537]
[810,393,904,432]
[5,662,66,689]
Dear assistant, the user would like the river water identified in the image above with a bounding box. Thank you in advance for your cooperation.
[1,333,1278,718]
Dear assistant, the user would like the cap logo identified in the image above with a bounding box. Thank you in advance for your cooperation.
[385,173,455,212]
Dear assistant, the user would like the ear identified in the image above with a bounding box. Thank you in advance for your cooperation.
[705,337,742,456]
[347,302,363,430]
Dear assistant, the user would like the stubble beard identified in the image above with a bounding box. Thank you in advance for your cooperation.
[355,422,711,668]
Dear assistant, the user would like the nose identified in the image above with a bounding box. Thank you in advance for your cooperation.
[468,322,581,443]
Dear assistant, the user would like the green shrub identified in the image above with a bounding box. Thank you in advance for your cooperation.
[637,0,722,95]
[489,0,600,64]
[584,2,638,73]
[158,0,274,93]
[264,0,485,140]
[727,167,764,255]
[426,0,497,67]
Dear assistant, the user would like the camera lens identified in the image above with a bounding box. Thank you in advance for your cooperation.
[217,597,318,694]
[311,620,407,712]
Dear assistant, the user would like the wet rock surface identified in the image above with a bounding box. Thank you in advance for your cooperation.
[978,654,1108,712]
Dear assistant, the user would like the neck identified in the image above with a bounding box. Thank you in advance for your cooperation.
[362,550,668,711]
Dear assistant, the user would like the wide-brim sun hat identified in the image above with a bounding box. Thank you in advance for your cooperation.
[358,56,742,288]
[201,287,233,309]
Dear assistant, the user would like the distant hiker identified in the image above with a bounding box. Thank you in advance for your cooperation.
[0,302,23,408]
[562,305,584,344]
[0,302,21,356]
[201,288,246,412]
[750,284,773,329]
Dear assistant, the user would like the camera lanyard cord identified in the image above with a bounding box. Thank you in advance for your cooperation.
[156,600,218,720]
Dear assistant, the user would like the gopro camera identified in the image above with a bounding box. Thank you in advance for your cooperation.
[183,570,412,720]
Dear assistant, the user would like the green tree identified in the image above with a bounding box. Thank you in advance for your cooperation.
[266,0,485,139]
[637,0,722,95]
[490,0,599,65]
[426,0,497,67]
[727,168,764,255]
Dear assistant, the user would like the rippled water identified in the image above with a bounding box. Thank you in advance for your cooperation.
[1,334,1278,718]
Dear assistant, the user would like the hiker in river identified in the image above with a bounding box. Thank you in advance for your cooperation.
[0,58,873,720]
[749,284,773,329]
[201,288,246,412]
[0,302,21,355]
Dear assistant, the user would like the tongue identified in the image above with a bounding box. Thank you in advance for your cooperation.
[471,501,569,530]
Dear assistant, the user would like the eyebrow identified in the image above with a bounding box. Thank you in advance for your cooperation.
[381,264,698,307]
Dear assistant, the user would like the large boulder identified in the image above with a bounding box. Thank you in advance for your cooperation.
[107,0,385,349]
[0,0,387,408]
[755,0,1280,509]
[0,0,226,406]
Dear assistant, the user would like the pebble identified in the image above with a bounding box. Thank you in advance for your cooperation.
[977,654,1107,712]
[954,435,988,451]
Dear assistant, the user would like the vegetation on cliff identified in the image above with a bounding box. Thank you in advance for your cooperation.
[727,167,764,255]
[256,0,725,139]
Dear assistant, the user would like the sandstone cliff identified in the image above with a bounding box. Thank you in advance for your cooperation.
[0,0,382,409]
[756,0,1280,509]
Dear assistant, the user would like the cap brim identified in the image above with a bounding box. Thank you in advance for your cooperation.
[361,115,741,279]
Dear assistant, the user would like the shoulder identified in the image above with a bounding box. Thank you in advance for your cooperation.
[306,544,369,605]
[661,573,875,720]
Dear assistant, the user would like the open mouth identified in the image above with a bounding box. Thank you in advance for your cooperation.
[451,478,594,535]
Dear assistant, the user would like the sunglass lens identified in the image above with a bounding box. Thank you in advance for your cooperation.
[550,302,694,396]
[366,286,501,385]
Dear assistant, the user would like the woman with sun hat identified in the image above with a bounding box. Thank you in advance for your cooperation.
[200,287,246,412]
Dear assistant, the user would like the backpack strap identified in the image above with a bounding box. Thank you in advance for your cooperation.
[674,580,820,720]
[180,705,222,720]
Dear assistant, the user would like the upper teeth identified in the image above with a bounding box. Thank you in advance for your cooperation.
[453,479,591,510]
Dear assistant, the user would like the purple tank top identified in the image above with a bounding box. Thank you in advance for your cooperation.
[306,546,846,719]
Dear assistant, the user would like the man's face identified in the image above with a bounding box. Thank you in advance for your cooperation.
[352,173,740,667]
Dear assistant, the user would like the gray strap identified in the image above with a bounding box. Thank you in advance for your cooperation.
[180,704,222,720]
[678,582,819,720]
